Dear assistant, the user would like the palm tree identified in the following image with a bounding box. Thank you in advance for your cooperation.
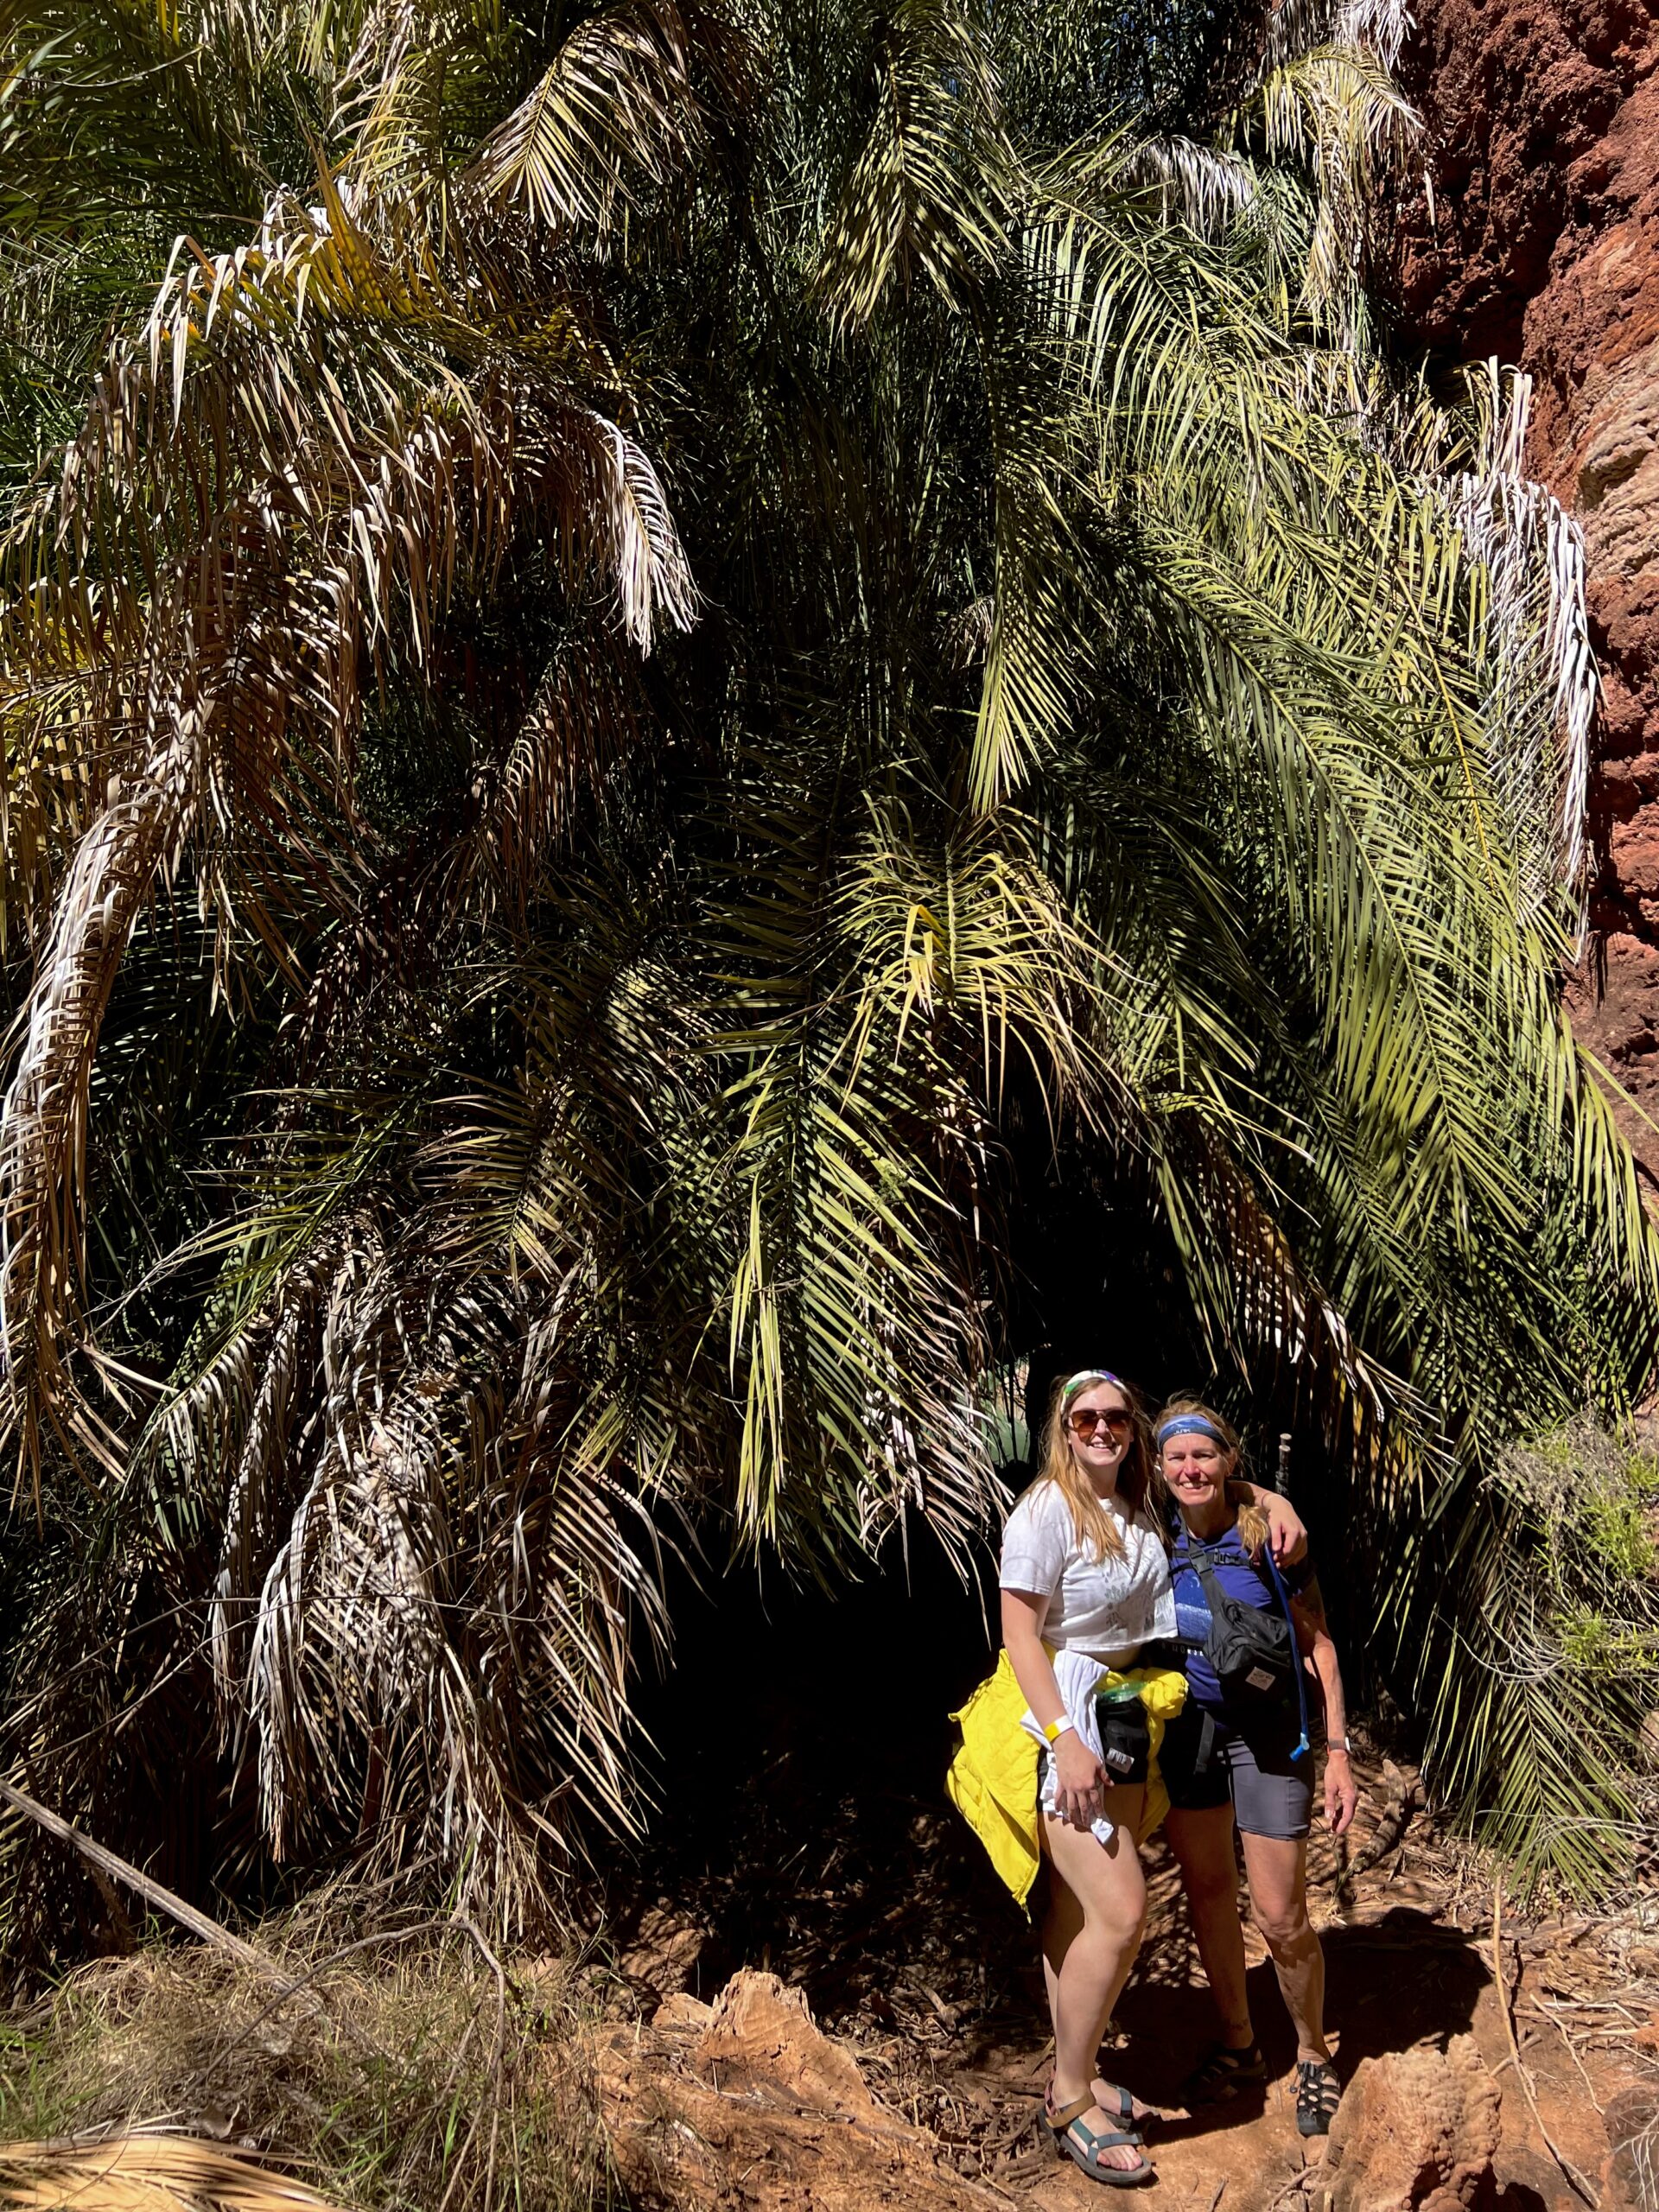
[0,0,1651,1935]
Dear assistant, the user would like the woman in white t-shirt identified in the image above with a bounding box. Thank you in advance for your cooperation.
[1001,1369,1304,2187]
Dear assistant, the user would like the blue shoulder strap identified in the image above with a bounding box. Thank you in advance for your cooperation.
[1262,1545,1311,1762]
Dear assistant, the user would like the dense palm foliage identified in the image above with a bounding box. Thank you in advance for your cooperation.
[0,0,1653,1936]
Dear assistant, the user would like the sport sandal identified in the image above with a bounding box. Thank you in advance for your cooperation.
[1046,2094,1155,2188]
[1048,2082,1144,2145]
[1296,2057,1341,2138]
[1180,2038,1268,2105]
[1089,2079,1156,2137]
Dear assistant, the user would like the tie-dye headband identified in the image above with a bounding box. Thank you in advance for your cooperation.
[1061,1369,1123,1403]
[1156,1414,1228,1446]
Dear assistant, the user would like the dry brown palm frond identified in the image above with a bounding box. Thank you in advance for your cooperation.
[1116,136,1256,238]
[205,1232,347,1726]
[1266,0,1415,73]
[172,1191,675,1923]
[0,164,696,1492]
[1442,361,1596,923]
[487,635,645,912]
[0,2135,344,2212]
[0,696,212,1487]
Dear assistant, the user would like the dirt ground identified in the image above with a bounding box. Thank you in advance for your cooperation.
[599,1740,1659,2212]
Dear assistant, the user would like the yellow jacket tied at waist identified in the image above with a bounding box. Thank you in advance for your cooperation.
[945,1649,1188,1910]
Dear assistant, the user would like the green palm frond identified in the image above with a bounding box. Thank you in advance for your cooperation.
[1,0,1655,1935]
[1385,1426,1659,1896]
[1246,42,1416,337]
[466,0,715,236]
[813,0,1014,330]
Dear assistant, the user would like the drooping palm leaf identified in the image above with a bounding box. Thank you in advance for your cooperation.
[1,0,1655,1940]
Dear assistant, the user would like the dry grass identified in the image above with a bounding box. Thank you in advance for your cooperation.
[0,1899,621,2212]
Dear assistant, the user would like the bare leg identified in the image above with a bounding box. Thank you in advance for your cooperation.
[1240,1831,1329,2061]
[1165,1804,1254,2048]
[1040,1783,1150,2172]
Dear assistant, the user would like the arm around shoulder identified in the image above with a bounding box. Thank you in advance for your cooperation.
[1230,1479,1307,1565]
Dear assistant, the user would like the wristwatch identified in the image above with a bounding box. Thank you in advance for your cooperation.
[1329,1735,1354,1754]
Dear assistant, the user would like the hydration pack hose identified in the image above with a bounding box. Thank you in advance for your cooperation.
[1262,1545,1311,1762]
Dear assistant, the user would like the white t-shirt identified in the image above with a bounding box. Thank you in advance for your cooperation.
[998,1480,1176,1662]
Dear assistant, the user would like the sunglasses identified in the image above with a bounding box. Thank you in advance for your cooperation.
[1067,1407,1134,1439]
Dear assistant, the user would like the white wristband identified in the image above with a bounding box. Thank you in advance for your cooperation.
[1044,1718,1077,1746]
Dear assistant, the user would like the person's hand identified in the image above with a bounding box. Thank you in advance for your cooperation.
[1325,1748,1358,1835]
[1053,1729,1106,1828]
[1263,1490,1308,1567]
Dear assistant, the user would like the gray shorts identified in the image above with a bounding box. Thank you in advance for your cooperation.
[1160,1701,1313,1840]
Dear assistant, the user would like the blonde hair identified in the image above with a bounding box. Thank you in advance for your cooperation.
[1020,1372,1153,1562]
[1154,1395,1268,1552]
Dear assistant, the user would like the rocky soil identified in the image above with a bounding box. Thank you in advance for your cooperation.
[597,1743,1659,2212]
[1392,0,1659,1166]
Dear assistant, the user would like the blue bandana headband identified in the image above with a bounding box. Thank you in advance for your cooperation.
[1157,1414,1228,1446]
[1061,1369,1123,1403]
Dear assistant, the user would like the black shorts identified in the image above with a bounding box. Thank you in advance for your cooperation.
[1159,1700,1313,1840]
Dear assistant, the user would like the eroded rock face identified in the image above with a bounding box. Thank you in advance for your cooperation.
[692,1967,885,2121]
[1394,0,1659,1166]
[1317,2037,1503,2212]
[590,1967,980,2212]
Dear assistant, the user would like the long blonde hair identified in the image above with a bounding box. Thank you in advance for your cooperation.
[1022,1371,1154,1562]
[1155,1395,1268,1552]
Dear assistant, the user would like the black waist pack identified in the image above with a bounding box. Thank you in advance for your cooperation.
[1093,1688,1151,1783]
[1188,1545,1297,1707]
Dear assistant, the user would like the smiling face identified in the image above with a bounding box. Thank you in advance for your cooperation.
[1159,1427,1236,1522]
[1065,1382,1135,1496]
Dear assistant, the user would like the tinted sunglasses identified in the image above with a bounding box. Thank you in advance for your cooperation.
[1067,1407,1134,1439]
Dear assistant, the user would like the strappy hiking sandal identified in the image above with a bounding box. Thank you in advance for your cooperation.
[1295,2058,1341,2138]
[1046,2094,1155,2189]
[1180,2038,1268,2105]
[1088,2080,1155,2139]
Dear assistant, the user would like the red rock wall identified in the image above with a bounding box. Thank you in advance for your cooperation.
[1394,0,1659,1166]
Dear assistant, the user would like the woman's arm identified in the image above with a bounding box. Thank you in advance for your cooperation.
[1289,1578,1358,1835]
[1230,1480,1307,1566]
[1001,1586,1107,1830]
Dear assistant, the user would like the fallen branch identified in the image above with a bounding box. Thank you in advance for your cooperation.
[0,1781,288,1988]
[1519,2004,1604,2116]
[1491,1883,1599,2209]
[1266,2167,1319,2212]
[0,1782,434,2063]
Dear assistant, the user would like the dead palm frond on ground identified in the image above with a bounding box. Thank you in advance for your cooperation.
[0,2137,346,2212]
[0,0,1654,1936]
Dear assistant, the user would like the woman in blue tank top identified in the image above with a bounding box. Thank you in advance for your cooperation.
[1153,1399,1358,2142]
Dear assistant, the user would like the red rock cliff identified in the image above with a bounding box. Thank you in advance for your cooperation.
[1394,0,1659,1167]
